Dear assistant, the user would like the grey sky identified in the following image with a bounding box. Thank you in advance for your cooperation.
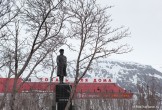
[97,0,162,68]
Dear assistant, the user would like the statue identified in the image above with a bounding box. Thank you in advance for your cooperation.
[56,49,67,83]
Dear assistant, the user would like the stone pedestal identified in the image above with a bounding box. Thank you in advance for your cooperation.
[55,84,72,110]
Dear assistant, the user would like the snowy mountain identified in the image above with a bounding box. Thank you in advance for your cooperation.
[67,59,162,92]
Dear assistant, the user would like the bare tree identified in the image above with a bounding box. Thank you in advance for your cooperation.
[0,0,20,68]
[0,0,21,109]
[0,0,67,109]
[0,0,20,33]
[64,0,131,109]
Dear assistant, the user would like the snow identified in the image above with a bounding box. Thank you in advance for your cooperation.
[152,65,162,73]
[154,74,162,79]
[131,75,137,84]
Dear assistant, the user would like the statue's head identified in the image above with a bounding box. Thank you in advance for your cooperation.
[59,49,64,55]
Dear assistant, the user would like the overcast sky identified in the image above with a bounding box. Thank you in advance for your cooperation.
[96,0,162,69]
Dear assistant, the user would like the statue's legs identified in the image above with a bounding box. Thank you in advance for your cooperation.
[59,76,64,84]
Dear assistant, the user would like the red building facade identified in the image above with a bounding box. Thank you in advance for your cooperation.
[0,78,133,99]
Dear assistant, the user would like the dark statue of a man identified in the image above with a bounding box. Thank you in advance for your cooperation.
[56,49,67,83]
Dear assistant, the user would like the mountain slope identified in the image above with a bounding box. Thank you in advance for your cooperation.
[67,59,162,92]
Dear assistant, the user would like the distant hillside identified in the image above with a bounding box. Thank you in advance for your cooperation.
[67,59,162,92]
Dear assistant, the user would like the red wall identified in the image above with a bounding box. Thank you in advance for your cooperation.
[0,78,133,99]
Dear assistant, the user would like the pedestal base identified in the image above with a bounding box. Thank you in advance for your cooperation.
[55,83,72,110]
